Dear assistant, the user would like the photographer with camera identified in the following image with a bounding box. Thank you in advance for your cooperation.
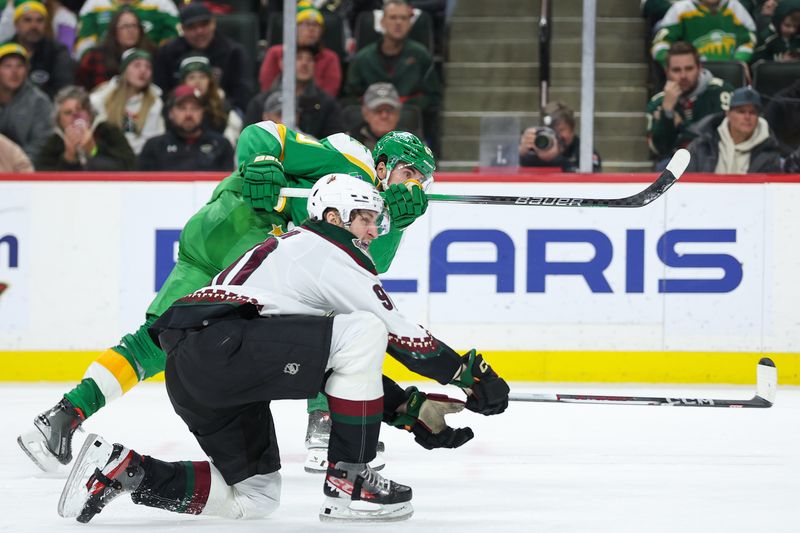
[519,101,601,172]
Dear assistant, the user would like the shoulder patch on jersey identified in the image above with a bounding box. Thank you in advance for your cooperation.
[324,134,377,185]
[709,78,725,87]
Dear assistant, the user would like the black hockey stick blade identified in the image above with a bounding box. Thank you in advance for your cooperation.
[425,149,690,208]
[508,357,777,408]
[276,149,690,209]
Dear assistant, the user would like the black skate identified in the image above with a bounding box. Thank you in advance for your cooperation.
[304,410,386,473]
[320,461,412,522]
[58,434,145,523]
[17,398,85,472]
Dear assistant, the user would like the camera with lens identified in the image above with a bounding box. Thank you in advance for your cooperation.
[533,126,557,151]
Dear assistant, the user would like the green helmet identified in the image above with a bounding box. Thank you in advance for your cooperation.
[372,131,436,190]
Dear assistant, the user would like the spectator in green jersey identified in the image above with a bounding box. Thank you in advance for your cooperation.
[647,41,734,166]
[652,0,757,66]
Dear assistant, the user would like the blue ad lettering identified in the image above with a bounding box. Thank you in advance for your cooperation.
[429,229,515,293]
[657,229,742,293]
[154,229,181,291]
[527,229,613,293]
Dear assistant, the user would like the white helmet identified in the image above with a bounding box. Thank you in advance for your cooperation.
[307,174,390,234]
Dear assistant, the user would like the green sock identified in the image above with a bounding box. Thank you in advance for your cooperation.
[63,378,106,418]
[307,392,330,413]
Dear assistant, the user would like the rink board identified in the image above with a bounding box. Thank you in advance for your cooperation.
[1,172,799,383]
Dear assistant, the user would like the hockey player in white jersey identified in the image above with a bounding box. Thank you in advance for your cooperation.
[58,174,509,523]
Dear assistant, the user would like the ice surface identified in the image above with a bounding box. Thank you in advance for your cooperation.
[3,381,799,533]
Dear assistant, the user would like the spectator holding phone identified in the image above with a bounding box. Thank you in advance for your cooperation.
[36,84,135,170]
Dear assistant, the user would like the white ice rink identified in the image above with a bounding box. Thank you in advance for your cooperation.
[3,381,799,533]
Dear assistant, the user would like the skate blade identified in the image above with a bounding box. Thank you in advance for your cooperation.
[17,428,63,473]
[58,434,110,518]
[319,497,413,522]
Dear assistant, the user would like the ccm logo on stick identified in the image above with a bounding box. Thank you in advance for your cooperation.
[429,229,743,294]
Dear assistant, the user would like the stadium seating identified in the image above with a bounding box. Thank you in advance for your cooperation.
[702,60,749,88]
[753,61,800,98]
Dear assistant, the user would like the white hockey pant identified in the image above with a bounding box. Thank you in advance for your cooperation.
[325,311,387,401]
[202,465,282,519]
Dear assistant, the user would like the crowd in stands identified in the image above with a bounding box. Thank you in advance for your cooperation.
[521,0,799,173]
[0,0,443,172]
[0,0,796,174]
[638,0,800,173]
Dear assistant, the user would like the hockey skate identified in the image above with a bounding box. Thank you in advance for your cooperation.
[17,398,85,472]
[58,434,144,523]
[320,461,413,522]
[305,410,386,473]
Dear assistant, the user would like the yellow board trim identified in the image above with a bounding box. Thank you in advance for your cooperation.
[2,351,800,384]
[94,349,140,392]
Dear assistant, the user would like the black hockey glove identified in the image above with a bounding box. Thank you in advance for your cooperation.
[382,182,428,230]
[389,387,474,450]
[240,154,287,212]
[452,349,510,415]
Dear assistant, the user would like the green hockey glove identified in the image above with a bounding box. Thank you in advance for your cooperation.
[382,182,428,230]
[390,387,474,450]
[452,350,510,416]
[240,154,287,212]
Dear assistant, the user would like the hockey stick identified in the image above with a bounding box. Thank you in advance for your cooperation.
[278,149,690,208]
[508,357,776,408]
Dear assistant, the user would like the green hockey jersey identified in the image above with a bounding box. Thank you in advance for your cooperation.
[646,70,733,159]
[651,0,757,65]
[75,0,178,58]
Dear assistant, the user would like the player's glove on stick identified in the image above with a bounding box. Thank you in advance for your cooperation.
[390,387,474,450]
[240,154,287,212]
[452,350,510,415]
[382,182,428,230]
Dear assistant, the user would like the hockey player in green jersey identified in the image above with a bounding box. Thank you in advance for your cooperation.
[17,121,435,472]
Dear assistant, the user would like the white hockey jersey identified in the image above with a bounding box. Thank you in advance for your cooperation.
[174,220,462,384]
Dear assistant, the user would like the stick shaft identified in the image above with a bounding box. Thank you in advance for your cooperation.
[510,358,776,408]
[508,392,772,408]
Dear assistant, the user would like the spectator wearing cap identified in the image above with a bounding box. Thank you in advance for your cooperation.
[137,83,234,171]
[519,100,602,173]
[0,0,77,50]
[90,47,163,154]
[245,45,342,138]
[76,8,157,92]
[10,0,74,98]
[0,42,53,160]
[179,54,242,148]
[686,87,783,173]
[258,2,342,98]
[36,84,135,170]
[259,90,283,124]
[348,82,402,150]
[345,0,440,148]
[153,2,253,116]
[74,0,178,59]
